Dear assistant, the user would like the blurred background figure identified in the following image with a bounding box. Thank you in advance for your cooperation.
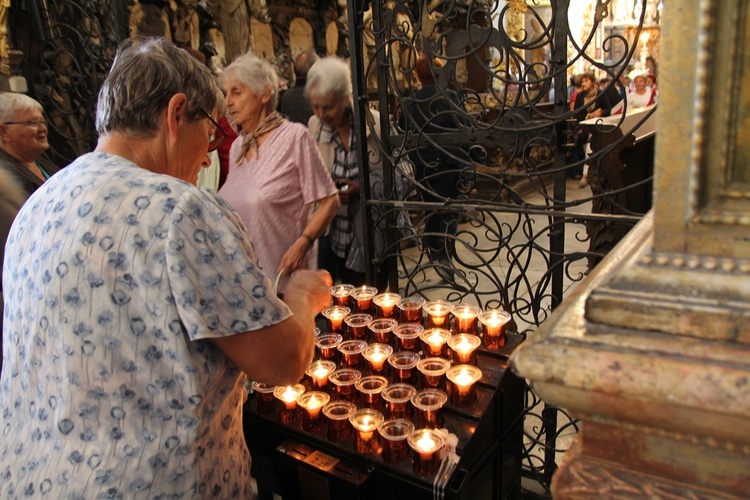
[571,72,612,185]
[218,51,339,294]
[279,49,319,124]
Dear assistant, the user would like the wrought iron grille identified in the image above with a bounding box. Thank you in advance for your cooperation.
[346,0,654,495]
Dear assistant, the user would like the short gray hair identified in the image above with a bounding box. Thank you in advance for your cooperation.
[305,57,352,101]
[0,93,43,123]
[96,36,224,136]
[220,52,279,110]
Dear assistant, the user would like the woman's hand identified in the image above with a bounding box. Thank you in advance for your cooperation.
[278,237,313,275]
[336,178,359,204]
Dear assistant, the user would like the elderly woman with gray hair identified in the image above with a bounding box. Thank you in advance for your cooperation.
[0,37,332,498]
[218,51,340,294]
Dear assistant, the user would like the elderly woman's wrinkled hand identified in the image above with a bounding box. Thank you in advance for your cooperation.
[287,269,333,312]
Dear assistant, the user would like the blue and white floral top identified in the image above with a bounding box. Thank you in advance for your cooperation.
[0,153,290,498]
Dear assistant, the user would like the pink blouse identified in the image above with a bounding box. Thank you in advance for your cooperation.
[219,121,338,291]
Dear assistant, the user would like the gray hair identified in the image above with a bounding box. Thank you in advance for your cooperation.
[294,49,319,79]
[304,57,352,101]
[95,36,224,136]
[220,52,279,110]
[0,93,44,123]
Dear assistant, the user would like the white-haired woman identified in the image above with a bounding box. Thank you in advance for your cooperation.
[218,52,340,294]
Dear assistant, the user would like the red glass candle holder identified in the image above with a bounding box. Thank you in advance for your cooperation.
[387,351,421,385]
[350,286,378,314]
[420,328,451,358]
[328,368,362,402]
[478,309,512,349]
[381,383,416,420]
[411,389,448,429]
[330,284,354,307]
[378,419,415,464]
[273,384,305,424]
[407,428,446,477]
[297,391,330,432]
[397,296,425,324]
[323,400,357,443]
[451,304,481,334]
[446,364,482,407]
[322,305,351,334]
[373,292,401,319]
[337,339,367,369]
[349,408,384,454]
[368,317,398,345]
[315,333,343,363]
[361,343,393,375]
[305,360,337,392]
[416,357,451,391]
[355,375,388,411]
[447,333,482,365]
[344,313,373,340]
[251,381,277,414]
[423,300,453,329]
[393,323,424,352]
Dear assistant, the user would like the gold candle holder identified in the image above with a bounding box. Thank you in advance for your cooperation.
[273,384,305,424]
[452,304,481,334]
[251,381,277,414]
[393,323,424,352]
[411,389,448,429]
[297,391,330,432]
[344,313,373,340]
[323,400,357,443]
[378,419,415,464]
[420,328,452,358]
[387,351,421,385]
[350,286,378,314]
[337,339,367,369]
[314,333,343,363]
[322,305,351,334]
[447,333,482,365]
[397,296,426,324]
[349,408,385,454]
[361,342,393,375]
[477,309,512,350]
[330,284,354,307]
[416,357,452,391]
[305,359,337,391]
[408,428,446,477]
[373,292,401,318]
[381,383,417,420]
[423,300,453,329]
[328,368,362,402]
[355,375,389,411]
[446,364,483,407]
[368,317,398,345]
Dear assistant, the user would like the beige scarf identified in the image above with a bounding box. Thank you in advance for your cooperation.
[237,111,285,162]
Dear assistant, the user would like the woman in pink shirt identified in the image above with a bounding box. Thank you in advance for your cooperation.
[218,52,340,294]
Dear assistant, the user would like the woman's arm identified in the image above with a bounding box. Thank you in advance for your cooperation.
[278,193,340,274]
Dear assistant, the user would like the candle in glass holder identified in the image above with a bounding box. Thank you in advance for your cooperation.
[273,384,305,424]
[315,333,343,363]
[349,408,384,454]
[337,339,367,369]
[447,334,482,365]
[373,292,401,318]
[330,284,355,307]
[355,375,388,411]
[378,419,415,464]
[381,383,416,420]
[368,317,398,345]
[411,389,448,429]
[328,368,362,402]
[397,296,426,324]
[407,428,446,477]
[322,305,351,334]
[393,323,424,352]
[416,357,451,391]
[452,304,481,334]
[420,328,451,358]
[344,313,373,340]
[362,343,393,374]
[305,360,337,391]
[478,309,512,349]
[387,351,421,385]
[251,381,277,414]
[297,391,330,432]
[423,300,453,328]
[322,400,357,443]
[350,286,378,313]
[446,364,483,407]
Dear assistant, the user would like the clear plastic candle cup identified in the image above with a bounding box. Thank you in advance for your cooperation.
[423,300,453,329]
[378,419,415,464]
[381,383,417,420]
[297,391,330,432]
[387,351,421,385]
[478,309,512,349]
[373,292,401,318]
[323,400,357,443]
[350,285,378,313]
[394,323,424,351]
[446,364,483,407]
[251,381,277,414]
[447,334,482,365]
[337,339,367,369]
[315,333,343,363]
[305,359,337,391]
[368,317,398,345]
[355,375,389,411]
[408,428,446,477]
[344,313,373,340]
[349,408,384,454]
[411,388,448,429]
[328,368,362,402]
[420,328,452,358]
[416,357,452,391]
[322,305,351,334]
[397,296,426,324]
[330,284,355,307]
[452,304,481,334]
[273,384,305,424]
[362,343,393,375]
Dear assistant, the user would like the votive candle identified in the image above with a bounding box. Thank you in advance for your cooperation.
[355,375,389,411]
[350,286,378,313]
[447,334,482,365]
[344,313,373,340]
[416,357,451,391]
[411,389,448,429]
[478,309,512,349]
[349,408,385,454]
[378,419,415,464]
[446,364,482,407]
[323,400,357,443]
[251,381,277,414]
[322,305,351,334]
[423,300,453,328]
[397,296,426,324]
[373,292,401,318]
[387,351,421,385]
[273,384,305,424]
[314,333,343,363]
[408,428,446,477]
[337,339,367,369]
[328,368,362,402]
[368,317,398,345]
[297,391,330,432]
[381,383,417,420]
[452,304,481,334]
[362,343,393,374]
[305,360,337,391]
[393,323,424,351]
[330,284,355,307]
[420,328,451,358]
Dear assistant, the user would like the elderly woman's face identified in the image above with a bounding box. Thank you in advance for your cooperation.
[309,92,350,129]
[633,76,647,92]
[222,73,269,131]
[1,107,49,160]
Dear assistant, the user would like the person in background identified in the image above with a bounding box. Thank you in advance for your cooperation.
[571,72,612,185]
[0,36,332,498]
[218,51,340,294]
[646,73,657,91]
[599,76,623,108]
[612,72,657,114]
[0,92,59,369]
[279,49,319,125]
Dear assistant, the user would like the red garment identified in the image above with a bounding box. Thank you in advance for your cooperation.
[217,115,238,189]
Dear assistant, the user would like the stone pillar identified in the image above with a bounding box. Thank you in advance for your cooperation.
[511,2,750,498]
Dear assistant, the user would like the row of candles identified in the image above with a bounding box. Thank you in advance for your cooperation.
[249,285,514,477]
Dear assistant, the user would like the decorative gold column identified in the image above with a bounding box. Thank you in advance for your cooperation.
[511,1,750,498]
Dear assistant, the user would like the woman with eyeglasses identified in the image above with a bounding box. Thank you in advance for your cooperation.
[217,51,340,295]
[0,37,333,498]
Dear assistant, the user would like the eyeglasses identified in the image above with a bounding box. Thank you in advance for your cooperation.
[198,108,226,153]
[3,119,48,130]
